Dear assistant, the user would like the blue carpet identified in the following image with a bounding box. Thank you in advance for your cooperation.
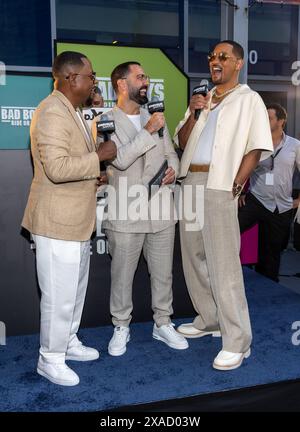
[1,268,300,412]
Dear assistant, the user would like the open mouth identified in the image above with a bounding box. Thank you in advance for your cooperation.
[211,65,223,80]
[139,87,148,96]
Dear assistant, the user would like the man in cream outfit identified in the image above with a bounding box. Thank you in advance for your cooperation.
[94,61,188,356]
[22,51,116,386]
[174,41,273,370]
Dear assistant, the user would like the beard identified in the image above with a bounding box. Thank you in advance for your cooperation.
[211,76,222,84]
[128,85,148,105]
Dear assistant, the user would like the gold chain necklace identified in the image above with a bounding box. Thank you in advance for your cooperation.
[213,83,241,100]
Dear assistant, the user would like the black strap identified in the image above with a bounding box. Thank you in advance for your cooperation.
[271,146,283,162]
[269,136,286,170]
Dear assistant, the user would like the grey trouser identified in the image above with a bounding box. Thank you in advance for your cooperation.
[106,225,175,327]
[179,172,252,353]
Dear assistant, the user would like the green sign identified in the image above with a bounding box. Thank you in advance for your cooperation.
[56,41,188,136]
[0,75,52,149]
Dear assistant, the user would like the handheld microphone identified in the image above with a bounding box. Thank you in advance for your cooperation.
[96,114,115,142]
[192,79,209,121]
[147,96,165,138]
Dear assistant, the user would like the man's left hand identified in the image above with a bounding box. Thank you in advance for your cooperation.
[293,198,300,209]
[97,174,108,187]
[162,167,176,185]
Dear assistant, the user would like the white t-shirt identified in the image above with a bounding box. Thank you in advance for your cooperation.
[127,114,142,132]
[191,103,221,165]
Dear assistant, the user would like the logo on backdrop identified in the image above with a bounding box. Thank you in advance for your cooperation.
[0,106,35,127]
[97,77,165,108]
[291,61,300,86]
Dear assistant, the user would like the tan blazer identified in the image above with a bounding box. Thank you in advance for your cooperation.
[174,84,273,191]
[92,106,179,233]
[22,90,100,241]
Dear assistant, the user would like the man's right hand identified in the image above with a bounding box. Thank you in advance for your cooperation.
[144,112,165,135]
[189,93,210,116]
[97,140,117,162]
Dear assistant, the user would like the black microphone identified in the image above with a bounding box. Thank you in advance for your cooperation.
[96,114,115,142]
[147,97,165,138]
[192,79,209,121]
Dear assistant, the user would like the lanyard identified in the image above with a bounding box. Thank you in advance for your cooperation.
[270,134,286,171]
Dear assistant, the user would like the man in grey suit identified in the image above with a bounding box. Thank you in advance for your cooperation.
[94,61,188,355]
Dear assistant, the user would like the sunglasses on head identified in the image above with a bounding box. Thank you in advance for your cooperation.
[207,52,239,63]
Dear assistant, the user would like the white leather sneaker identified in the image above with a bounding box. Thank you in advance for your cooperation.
[176,322,221,339]
[153,323,189,349]
[66,342,99,361]
[213,348,251,371]
[37,356,79,386]
[108,326,130,356]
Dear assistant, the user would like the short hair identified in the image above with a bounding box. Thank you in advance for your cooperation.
[212,40,244,60]
[52,51,87,78]
[111,61,141,94]
[267,103,288,127]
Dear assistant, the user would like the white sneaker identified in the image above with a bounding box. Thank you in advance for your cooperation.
[176,322,221,339]
[37,356,79,386]
[108,326,130,356]
[66,342,99,361]
[213,348,251,371]
[153,323,189,350]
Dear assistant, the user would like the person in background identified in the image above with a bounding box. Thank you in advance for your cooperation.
[84,86,104,108]
[238,103,300,282]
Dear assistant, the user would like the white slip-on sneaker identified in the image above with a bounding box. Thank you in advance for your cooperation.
[213,348,251,371]
[37,356,79,386]
[108,326,130,356]
[153,323,189,350]
[66,342,99,361]
[176,322,221,339]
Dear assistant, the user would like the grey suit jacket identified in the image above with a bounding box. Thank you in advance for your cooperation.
[22,90,100,241]
[94,106,179,233]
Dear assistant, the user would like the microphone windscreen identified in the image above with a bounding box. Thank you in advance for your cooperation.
[199,79,209,87]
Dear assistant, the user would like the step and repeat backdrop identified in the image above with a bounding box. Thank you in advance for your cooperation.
[0,42,194,336]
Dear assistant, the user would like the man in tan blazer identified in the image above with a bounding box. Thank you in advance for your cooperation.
[93,61,188,356]
[174,40,273,371]
[22,51,116,386]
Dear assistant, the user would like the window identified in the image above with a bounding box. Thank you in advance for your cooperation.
[0,0,52,67]
[56,0,180,67]
[248,2,298,76]
[188,0,221,73]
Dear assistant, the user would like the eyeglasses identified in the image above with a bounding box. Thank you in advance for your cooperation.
[136,74,150,82]
[207,52,239,63]
[66,72,96,82]
[121,74,150,82]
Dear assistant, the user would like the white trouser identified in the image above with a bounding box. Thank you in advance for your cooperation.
[33,235,90,363]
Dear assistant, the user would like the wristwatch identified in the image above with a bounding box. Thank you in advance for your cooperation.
[232,182,244,197]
